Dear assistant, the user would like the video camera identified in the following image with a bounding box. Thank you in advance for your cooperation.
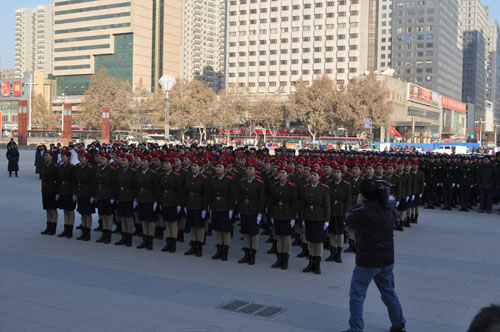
[375,180,397,209]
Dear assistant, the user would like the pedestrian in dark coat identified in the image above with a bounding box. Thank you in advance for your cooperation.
[477,156,497,213]
[34,145,46,177]
[6,144,20,177]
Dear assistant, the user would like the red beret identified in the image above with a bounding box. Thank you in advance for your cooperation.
[310,167,323,177]
[62,150,72,157]
[78,151,91,159]
[334,166,345,173]
[278,165,290,173]
[47,150,56,157]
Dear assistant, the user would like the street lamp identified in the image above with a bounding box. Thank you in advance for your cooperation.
[158,75,176,140]
[474,118,485,146]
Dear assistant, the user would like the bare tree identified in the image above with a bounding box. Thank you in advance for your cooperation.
[31,93,57,129]
[213,86,249,144]
[250,94,286,144]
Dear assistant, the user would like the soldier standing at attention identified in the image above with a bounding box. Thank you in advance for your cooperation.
[237,160,266,265]
[209,160,236,261]
[268,166,298,270]
[75,151,96,241]
[159,157,184,253]
[183,159,210,257]
[115,154,137,247]
[57,150,76,238]
[135,154,159,250]
[301,168,330,274]
[326,166,351,263]
[41,151,59,236]
[410,162,425,224]
[94,152,116,244]
[345,164,363,253]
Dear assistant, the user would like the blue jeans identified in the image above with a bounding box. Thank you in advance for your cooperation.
[348,264,406,332]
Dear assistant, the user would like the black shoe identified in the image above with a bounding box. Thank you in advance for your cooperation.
[396,221,404,232]
[195,242,203,257]
[115,234,126,246]
[267,241,277,254]
[177,230,184,242]
[212,245,223,260]
[126,234,132,247]
[169,238,177,253]
[104,230,112,244]
[413,214,419,223]
[335,247,343,263]
[41,222,51,235]
[271,253,282,268]
[161,238,171,252]
[313,257,321,275]
[302,256,314,273]
[248,249,256,265]
[403,218,411,228]
[57,225,68,237]
[221,245,229,261]
[83,228,91,241]
[326,248,336,262]
[297,243,309,258]
[94,220,103,232]
[137,236,148,249]
[184,241,196,255]
[155,227,163,240]
[47,222,57,235]
[76,224,83,230]
[66,226,73,239]
[292,234,301,246]
[281,253,289,270]
[147,236,153,250]
[390,323,406,332]
[76,229,86,240]
[345,240,356,253]
[238,248,250,263]
[96,230,106,243]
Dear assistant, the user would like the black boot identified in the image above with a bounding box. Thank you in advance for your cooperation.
[396,220,404,231]
[267,240,277,254]
[96,229,106,243]
[271,253,282,268]
[48,222,57,235]
[137,236,147,249]
[248,249,256,265]
[184,241,196,255]
[126,234,132,247]
[161,238,171,252]
[292,234,301,246]
[104,230,112,244]
[345,240,356,253]
[94,219,103,232]
[15,171,18,177]
[66,225,73,238]
[335,247,343,263]
[221,245,228,261]
[155,227,163,240]
[132,224,141,236]
[76,228,86,240]
[58,225,68,237]
[313,257,322,275]
[212,245,223,260]
[238,248,250,263]
[169,238,177,253]
[297,243,309,258]
[76,224,83,230]
[326,247,336,262]
[83,227,91,241]
[147,236,153,250]
[115,233,126,246]
[404,217,411,228]
[113,223,122,234]
[414,214,419,223]
[281,253,289,270]
[195,241,203,257]
[177,230,185,242]
[302,256,314,273]
[41,222,51,235]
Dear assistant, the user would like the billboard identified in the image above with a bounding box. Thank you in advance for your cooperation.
[1,82,9,96]
[408,83,441,107]
[441,96,466,113]
[12,81,22,97]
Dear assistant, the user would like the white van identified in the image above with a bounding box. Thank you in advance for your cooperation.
[433,145,468,155]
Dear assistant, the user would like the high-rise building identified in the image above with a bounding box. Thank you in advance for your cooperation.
[15,5,54,78]
[181,0,226,91]
[392,0,463,101]
[486,21,500,121]
[376,0,393,71]
[225,0,372,94]
[53,0,182,96]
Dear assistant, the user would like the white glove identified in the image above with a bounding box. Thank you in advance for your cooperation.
[257,213,262,224]
[302,220,305,227]
[411,195,415,200]
[177,206,182,214]
[72,194,77,202]
[470,185,473,188]
[270,218,274,225]
[419,194,423,198]
[406,196,409,202]
[201,210,207,219]
[229,210,233,219]
[324,222,329,230]
[424,183,426,187]
[238,213,241,220]
[457,184,460,188]
[290,219,296,227]
[55,194,60,201]
[110,199,115,204]
[153,202,158,211]
[396,201,400,207]
[133,200,138,209]
[90,197,95,204]
[184,207,187,215]
[452,183,455,188]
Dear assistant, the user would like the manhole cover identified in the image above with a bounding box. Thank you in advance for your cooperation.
[254,306,286,318]
[216,300,286,318]
[237,303,265,314]
[219,300,249,311]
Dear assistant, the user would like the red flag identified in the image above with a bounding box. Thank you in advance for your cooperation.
[389,126,402,138]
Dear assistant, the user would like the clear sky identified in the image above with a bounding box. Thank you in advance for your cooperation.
[1,0,500,70]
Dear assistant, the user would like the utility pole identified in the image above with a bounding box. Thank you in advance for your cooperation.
[25,72,37,130]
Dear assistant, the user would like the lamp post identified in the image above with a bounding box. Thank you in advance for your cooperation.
[475,118,485,146]
[158,75,176,140]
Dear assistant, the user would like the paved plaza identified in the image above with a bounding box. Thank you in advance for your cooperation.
[1,150,500,332]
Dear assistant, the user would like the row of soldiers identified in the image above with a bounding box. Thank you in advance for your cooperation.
[39,144,435,275]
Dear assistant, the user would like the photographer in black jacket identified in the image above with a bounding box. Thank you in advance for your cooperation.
[343,180,406,332]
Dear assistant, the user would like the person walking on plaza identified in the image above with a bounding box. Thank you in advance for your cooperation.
[343,180,406,332]
[34,145,46,179]
[56,150,76,238]
[75,151,96,241]
[267,166,298,270]
[477,155,497,214]
[6,144,20,177]
[40,151,59,235]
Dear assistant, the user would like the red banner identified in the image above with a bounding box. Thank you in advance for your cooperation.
[1,82,10,96]
[101,107,110,144]
[441,96,466,113]
[390,126,402,138]
[18,100,28,146]
[13,81,22,97]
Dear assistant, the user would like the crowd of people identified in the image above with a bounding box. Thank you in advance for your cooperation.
[33,140,500,274]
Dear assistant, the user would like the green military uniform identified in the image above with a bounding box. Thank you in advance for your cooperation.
[184,172,210,256]
[75,163,96,241]
[94,164,117,243]
[326,178,352,263]
[135,168,160,250]
[57,163,76,238]
[159,170,184,253]
[115,166,137,247]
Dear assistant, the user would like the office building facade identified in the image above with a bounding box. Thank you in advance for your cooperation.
[376,0,393,71]
[486,21,500,121]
